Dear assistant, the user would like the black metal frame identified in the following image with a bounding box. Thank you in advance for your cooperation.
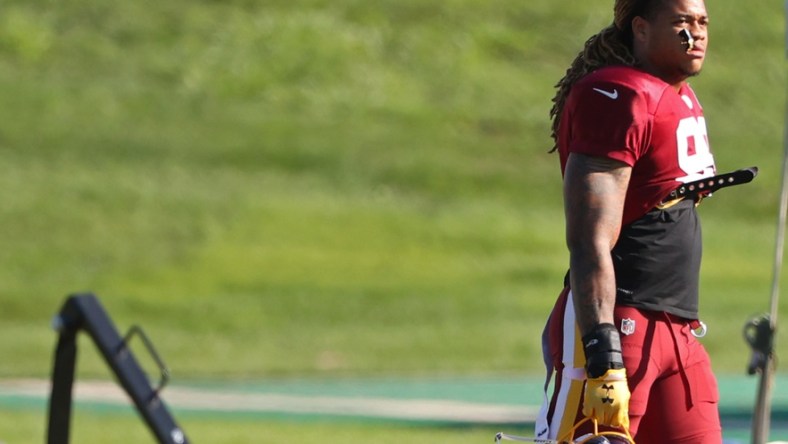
[47,293,189,444]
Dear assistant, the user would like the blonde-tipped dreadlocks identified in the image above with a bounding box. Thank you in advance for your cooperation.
[549,0,666,152]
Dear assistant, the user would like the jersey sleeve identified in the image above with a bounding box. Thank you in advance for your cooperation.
[565,81,651,166]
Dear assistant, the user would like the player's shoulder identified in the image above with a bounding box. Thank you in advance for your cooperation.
[580,66,667,91]
[575,66,671,109]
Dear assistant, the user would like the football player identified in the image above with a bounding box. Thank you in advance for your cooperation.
[537,0,722,443]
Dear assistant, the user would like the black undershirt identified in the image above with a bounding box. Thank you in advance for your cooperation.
[611,198,702,319]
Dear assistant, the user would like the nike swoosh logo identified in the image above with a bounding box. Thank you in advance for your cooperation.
[593,87,619,100]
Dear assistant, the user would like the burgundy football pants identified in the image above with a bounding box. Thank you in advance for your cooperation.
[537,288,722,444]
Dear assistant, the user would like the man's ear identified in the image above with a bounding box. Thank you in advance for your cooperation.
[631,16,649,44]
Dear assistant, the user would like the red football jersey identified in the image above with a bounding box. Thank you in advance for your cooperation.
[558,65,716,226]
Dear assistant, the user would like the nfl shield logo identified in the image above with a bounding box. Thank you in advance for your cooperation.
[621,318,636,336]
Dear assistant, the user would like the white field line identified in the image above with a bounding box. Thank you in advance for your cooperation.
[0,379,537,424]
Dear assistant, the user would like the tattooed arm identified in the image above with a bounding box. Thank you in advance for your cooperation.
[563,153,632,336]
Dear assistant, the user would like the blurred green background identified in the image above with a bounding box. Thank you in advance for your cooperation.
[0,0,785,441]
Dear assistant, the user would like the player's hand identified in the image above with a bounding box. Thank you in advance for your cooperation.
[582,368,630,429]
[581,323,630,430]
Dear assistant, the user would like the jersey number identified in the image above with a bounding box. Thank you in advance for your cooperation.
[676,116,715,183]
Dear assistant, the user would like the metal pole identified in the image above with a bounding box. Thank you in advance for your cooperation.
[767,0,788,345]
[750,4,788,442]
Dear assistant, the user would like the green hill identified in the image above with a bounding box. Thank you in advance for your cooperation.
[0,0,785,380]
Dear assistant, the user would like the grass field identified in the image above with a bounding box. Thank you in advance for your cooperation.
[0,0,787,442]
[0,408,509,444]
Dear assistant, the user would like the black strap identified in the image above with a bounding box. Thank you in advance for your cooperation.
[661,166,758,204]
[582,323,625,378]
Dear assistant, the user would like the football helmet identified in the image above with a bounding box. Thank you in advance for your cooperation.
[568,417,634,444]
[495,416,634,443]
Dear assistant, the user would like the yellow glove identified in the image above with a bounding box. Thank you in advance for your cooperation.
[582,368,631,430]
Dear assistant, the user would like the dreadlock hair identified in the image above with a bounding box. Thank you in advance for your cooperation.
[549,0,667,152]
